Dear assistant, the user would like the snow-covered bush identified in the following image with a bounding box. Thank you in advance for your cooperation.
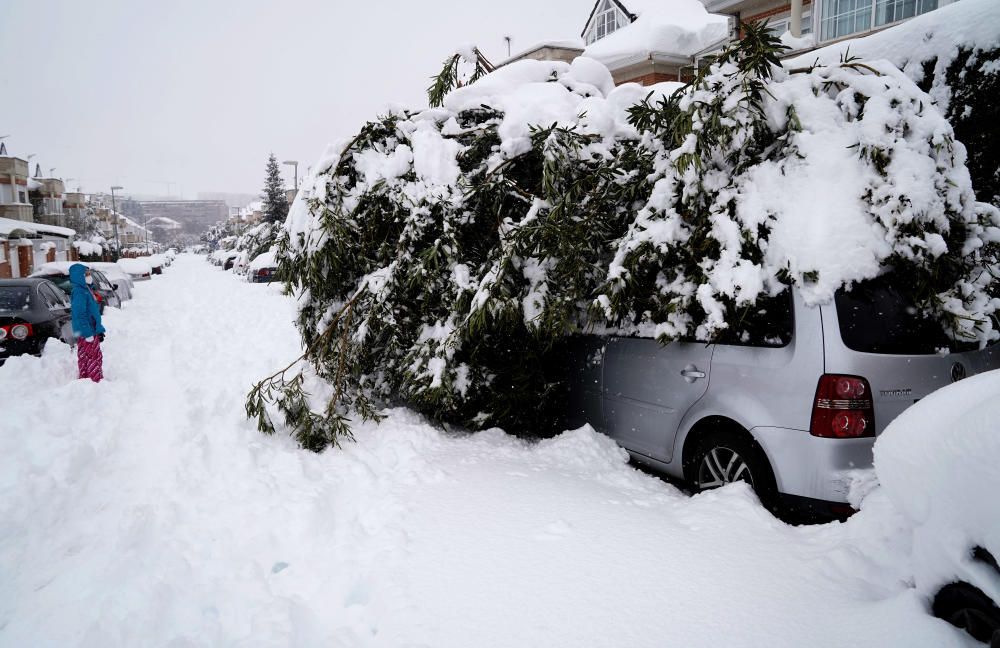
[786,0,1000,208]
[252,26,1000,451]
[235,222,280,263]
[918,46,1000,209]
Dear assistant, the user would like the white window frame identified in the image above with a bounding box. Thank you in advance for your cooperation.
[819,0,938,41]
[585,0,628,45]
[765,11,814,36]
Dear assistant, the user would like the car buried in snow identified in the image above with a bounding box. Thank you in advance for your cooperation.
[248,249,278,283]
[0,279,75,366]
[117,258,153,282]
[566,273,1000,521]
[87,263,135,302]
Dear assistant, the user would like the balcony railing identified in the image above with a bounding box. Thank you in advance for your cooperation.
[0,204,34,222]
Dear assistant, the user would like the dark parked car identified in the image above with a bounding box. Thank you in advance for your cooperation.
[0,279,75,366]
[33,267,122,313]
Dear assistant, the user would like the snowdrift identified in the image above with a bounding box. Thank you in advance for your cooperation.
[874,368,1000,604]
[0,257,988,646]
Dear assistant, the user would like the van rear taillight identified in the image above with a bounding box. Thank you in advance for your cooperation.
[811,374,875,439]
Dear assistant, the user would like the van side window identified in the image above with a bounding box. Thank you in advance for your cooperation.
[717,291,794,348]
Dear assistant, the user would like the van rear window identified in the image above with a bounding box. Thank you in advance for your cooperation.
[835,275,964,355]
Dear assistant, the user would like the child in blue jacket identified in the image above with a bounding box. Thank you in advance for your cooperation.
[69,264,106,382]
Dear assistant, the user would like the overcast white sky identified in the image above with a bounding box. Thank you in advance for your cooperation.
[0,0,587,200]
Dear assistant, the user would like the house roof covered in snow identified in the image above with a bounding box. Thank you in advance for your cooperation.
[147,216,183,228]
[498,39,586,66]
[582,0,730,68]
[0,217,76,239]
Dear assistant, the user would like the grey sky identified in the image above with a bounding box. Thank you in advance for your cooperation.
[0,0,587,199]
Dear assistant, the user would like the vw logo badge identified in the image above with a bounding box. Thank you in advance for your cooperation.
[951,362,967,383]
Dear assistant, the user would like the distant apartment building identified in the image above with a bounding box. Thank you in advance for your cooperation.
[0,155,32,222]
[0,154,77,278]
[30,177,67,228]
[138,200,229,236]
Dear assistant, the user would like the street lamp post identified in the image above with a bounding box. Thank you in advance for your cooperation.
[283,160,299,192]
[110,186,123,261]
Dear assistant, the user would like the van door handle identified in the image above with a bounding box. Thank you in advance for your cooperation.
[681,365,706,382]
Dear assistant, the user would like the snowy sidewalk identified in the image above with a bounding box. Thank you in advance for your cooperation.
[0,256,968,647]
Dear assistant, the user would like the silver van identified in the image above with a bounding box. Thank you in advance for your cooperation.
[567,275,1000,519]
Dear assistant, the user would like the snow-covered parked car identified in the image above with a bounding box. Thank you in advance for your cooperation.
[872,370,1000,647]
[83,262,134,302]
[0,278,75,366]
[146,254,167,275]
[117,258,153,282]
[567,273,1000,520]
[248,248,278,283]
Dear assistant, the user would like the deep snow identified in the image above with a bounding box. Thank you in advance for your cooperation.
[0,256,980,647]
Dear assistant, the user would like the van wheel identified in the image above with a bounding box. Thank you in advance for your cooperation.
[692,431,778,509]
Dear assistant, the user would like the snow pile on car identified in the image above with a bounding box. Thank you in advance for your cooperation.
[249,247,278,271]
[117,257,153,276]
[873,369,1000,601]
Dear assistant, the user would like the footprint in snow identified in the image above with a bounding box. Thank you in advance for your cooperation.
[534,520,573,541]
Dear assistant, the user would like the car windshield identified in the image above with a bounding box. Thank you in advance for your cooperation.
[835,274,977,355]
[0,287,31,311]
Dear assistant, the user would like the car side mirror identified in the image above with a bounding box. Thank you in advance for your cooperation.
[113,282,120,290]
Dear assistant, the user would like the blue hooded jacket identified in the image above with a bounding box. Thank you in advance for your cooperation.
[69,263,105,339]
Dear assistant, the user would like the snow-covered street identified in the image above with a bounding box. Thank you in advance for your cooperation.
[0,256,979,647]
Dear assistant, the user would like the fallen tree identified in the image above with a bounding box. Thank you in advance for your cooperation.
[249,26,1000,451]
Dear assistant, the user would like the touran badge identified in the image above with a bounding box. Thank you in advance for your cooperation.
[951,362,967,383]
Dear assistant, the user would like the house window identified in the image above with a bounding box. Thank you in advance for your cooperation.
[586,0,626,45]
[874,0,937,26]
[18,190,26,203]
[821,0,937,40]
[766,13,813,36]
[821,0,872,40]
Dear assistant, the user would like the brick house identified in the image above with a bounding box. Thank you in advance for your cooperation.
[504,0,731,84]
[700,0,956,54]
[505,0,958,85]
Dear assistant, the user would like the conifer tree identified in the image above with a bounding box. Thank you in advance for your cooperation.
[261,153,289,224]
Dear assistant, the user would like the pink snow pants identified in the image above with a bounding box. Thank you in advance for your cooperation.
[77,337,104,383]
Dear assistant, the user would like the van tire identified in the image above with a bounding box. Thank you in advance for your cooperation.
[691,430,778,511]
